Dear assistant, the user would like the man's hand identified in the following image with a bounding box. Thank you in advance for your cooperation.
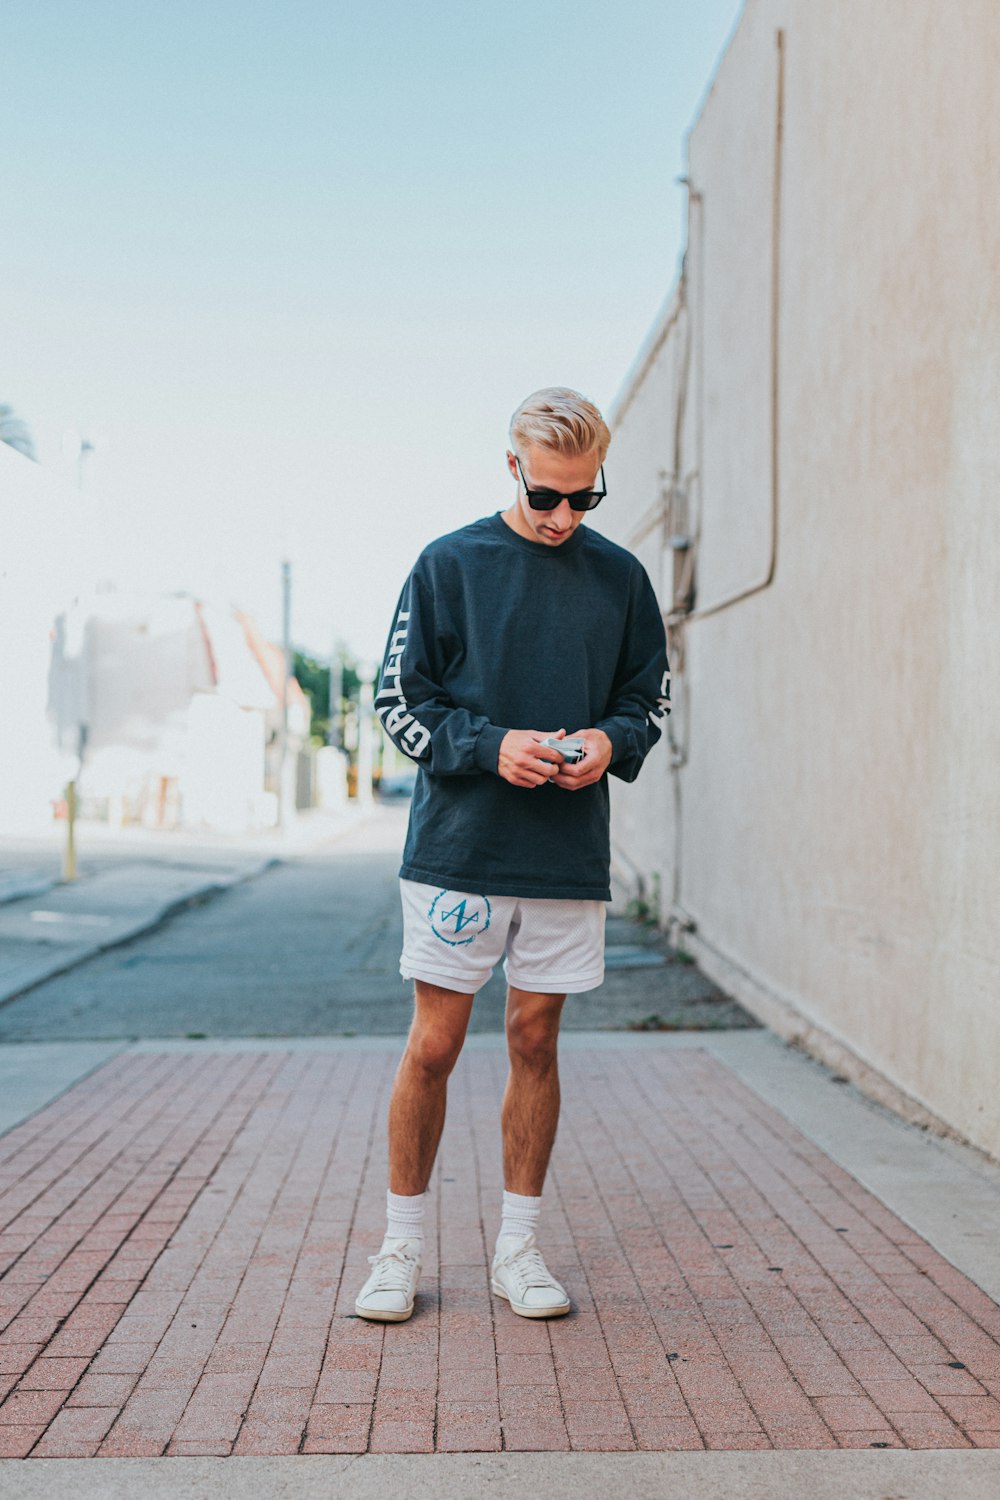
[498,729,568,788]
[550,728,613,790]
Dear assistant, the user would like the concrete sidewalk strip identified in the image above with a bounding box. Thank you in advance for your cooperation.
[0,859,276,1007]
[0,1044,126,1140]
[2,1044,1000,1458]
[4,1451,1000,1499]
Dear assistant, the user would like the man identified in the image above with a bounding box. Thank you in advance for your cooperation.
[356,387,670,1322]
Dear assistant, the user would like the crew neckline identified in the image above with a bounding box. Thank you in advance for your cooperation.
[488,510,587,556]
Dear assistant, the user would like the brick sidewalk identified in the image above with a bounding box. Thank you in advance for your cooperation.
[2,1044,1000,1458]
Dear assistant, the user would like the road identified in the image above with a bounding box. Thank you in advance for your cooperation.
[0,807,752,1041]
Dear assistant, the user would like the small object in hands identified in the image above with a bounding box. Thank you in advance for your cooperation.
[540,736,586,763]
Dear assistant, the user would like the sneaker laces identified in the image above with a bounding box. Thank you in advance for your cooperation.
[494,1234,557,1291]
[366,1244,418,1292]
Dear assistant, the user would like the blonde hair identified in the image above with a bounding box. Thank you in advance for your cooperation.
[509,387,611,464]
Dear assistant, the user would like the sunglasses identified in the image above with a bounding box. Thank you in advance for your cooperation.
[515,455,606,512]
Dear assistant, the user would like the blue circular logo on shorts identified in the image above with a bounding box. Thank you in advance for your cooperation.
[428,890,492,947]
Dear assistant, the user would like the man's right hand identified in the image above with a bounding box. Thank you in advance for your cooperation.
[497,729,567,788]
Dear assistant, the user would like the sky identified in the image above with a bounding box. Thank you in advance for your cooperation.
[3,0,742,663]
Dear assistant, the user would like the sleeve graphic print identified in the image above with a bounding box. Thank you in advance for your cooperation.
[375,565,505,777]
[375,605,431,760]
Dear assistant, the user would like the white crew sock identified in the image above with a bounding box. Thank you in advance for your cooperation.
[385,1189,425,1247]
[497,1189,542,1246]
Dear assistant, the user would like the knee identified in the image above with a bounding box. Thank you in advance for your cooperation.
[507,1016,559,1071]
[406,1025,464,1080]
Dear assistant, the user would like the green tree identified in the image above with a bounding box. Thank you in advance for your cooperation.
[293,649,361,745]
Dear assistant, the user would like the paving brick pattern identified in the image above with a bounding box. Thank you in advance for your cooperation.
[2,1044,1000,1456]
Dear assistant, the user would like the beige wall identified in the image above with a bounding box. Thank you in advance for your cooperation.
[604,0,1000,1155]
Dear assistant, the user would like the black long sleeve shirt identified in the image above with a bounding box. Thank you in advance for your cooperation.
[375,511,670,900]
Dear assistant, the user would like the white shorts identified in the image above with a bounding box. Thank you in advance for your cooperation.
[399,879,606,995]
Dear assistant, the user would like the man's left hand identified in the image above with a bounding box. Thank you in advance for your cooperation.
[551,728,613,790]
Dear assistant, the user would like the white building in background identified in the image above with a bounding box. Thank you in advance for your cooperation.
[0,441,95,832]
[603,0,1000,1157]
[49,591,310,832]
[1,440,313,834]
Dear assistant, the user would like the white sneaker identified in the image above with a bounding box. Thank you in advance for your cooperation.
[491,1232,571,1318]
[354,1237,422,1322]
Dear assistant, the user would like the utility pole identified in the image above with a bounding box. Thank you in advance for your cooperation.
[277,559,292,829]
[357,662,376,808]
[328,640,343,748]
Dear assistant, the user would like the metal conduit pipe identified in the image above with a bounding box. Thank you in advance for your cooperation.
[665,27,786,944]
[685,26,784,625]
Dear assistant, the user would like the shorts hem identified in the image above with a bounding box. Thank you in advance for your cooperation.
[505,969,606,994]
[400,962,491,995]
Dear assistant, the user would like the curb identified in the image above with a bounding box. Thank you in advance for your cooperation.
[0,857,279,1010]
[0,874,56,908]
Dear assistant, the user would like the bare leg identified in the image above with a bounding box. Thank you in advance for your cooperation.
[388,980,474,1195]
[501,986,566,1196]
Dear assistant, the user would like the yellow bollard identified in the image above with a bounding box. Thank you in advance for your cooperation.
[64,779,77,882]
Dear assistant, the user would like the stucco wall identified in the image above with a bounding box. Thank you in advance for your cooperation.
[604,0,1000,1154]
[605,290,687,915]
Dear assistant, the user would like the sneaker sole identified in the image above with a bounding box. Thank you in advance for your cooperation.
[491,1278,571,1318]
[354,1299,415,1322]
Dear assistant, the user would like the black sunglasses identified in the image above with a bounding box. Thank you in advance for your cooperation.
[515,455,606,512]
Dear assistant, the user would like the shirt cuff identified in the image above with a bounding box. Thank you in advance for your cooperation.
[473,723,508,774]
[594,721,628,766]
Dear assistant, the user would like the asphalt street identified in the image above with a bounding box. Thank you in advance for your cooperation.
[0,807,752,1041]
